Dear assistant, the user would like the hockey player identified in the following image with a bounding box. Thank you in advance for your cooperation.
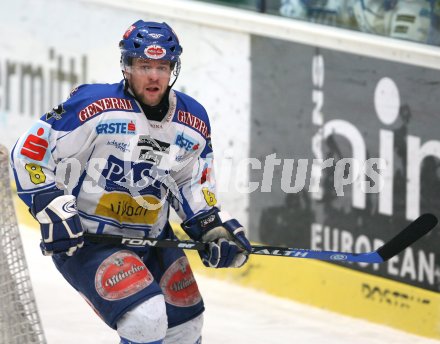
[11,20,251,344]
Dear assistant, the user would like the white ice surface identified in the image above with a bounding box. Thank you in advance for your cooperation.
[20,226,439,344]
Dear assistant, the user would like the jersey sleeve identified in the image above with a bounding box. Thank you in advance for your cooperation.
[170,114,218,222]
[10,85,93,207]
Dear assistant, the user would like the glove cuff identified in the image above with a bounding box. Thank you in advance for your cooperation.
[32,189,79,224]
[181,207,245,241]
[181,207,222,240]
[32,189,64,215]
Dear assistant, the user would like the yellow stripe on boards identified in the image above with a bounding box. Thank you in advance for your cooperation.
[171,223,440,340]
[14,203,440,340]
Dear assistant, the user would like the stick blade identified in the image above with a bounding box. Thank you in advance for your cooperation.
[376,213,438,262]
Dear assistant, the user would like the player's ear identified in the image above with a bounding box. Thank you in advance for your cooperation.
[120,56,133,78]
[122,65,134,81]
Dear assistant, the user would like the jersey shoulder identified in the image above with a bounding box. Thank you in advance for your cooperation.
[43,81,138,131]
[173,90,211,138]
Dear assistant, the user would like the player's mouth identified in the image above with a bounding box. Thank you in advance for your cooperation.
[146,86,160,94]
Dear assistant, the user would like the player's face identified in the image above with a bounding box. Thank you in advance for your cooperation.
[125,58,172,106]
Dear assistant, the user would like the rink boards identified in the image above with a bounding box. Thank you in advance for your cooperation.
[6,0,440,340]
[179,230,440,340]
[14,200,440,340]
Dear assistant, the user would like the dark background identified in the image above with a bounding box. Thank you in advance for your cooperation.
[249,35,440,291]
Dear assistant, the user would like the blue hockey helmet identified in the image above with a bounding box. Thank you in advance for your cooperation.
[119,20,183,67]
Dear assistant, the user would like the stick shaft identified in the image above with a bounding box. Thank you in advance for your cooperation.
[84,213,437,264]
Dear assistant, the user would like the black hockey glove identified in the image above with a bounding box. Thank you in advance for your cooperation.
[181,207,251,268]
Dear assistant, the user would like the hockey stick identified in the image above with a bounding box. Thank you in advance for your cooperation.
[84,213,437,264]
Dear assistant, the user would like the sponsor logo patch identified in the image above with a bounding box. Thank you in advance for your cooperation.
[95,250,154,301]
[144,45,166,59]
[175,133,199,151]
[148,33,163,39]
[78,98,133,122]
[19,122,51,164]
[62,200,77,214]
[45,104,66,121]
[200,214,216,228]
[96,120,136,135]
[106,140,131,153]
[177,110,210,138]
[123,25,136,39]
[137,135,170,165]
[330,254,348,261]
[95,192,162,225]
[99,155,165,195]
[160,256,202,307]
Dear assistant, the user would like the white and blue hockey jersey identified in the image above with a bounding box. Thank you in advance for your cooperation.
[11,80,218,238]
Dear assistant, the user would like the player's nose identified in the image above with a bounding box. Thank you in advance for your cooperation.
[146,68,161,80]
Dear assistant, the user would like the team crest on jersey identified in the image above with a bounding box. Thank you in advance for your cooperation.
[159,256,202,307]
[45,104,66,121]
[95,250,154,301]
